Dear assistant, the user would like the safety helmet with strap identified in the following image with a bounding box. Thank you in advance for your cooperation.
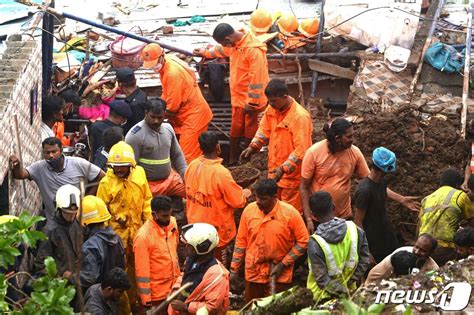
[298,18,320,38]
[81,195,111,226]
[181,223,219,255]
[277,13,299,35]
[250,8,273,34]
[107,141,136,167]
[55,184,81,213]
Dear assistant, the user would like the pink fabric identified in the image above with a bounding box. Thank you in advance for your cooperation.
[78,103,110,122]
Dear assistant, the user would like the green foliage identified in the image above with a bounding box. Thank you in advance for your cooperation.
[12,258,76,315]
[0,212,45,270]
[342,299,385,315]
[0,212,75,313]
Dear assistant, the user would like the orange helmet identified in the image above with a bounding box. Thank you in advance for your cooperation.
[277,13,298,35]
[141,43,164,69]
[298,18,320,38]
[250,8,272,34]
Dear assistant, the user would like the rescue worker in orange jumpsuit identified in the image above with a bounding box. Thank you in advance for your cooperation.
[241,79,312,213]
[140,43,213,164]
[53,89,80,146]
[133,196,180,314]
[185,131,251,265]
[170,223,230,315]
[230,179,309,302]
[193,23,269,165]
[96,141,152,313]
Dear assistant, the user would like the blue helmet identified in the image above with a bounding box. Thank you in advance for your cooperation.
[372,147,396,173]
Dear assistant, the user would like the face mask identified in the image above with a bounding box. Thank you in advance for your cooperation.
[153,62,163,73]
[46,154,64,169]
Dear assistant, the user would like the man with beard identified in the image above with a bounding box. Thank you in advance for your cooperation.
[169,223,230,315]
[365,234,439,285]
[454,227,474,258]
[9,137,104,222]
[125,99,187,198]
[85,267,131,315]
[97,141,152,312]
[133,196,180,314]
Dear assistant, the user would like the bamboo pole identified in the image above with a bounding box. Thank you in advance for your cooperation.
[461,2,473,138]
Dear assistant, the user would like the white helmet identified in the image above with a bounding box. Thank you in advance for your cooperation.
[181,223,219,255]
[55,184,81,213]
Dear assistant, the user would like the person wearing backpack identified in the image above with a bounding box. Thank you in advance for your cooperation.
[418,169,474,266]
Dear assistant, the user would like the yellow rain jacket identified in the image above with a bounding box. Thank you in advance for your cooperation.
[97,142,152,248]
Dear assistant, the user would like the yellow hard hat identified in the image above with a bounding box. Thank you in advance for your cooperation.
[298,18,320,38]
[107,141,136,167]
[250,8,273,34]
[81,196,111,226]
[277,13,299,35]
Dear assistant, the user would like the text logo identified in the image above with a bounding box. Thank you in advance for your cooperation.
[375,282,471,311]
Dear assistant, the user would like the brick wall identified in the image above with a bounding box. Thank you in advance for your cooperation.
[0,37,43,215]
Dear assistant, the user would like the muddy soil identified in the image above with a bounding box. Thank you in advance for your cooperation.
[352,108,467,243]
[229,165,260,188]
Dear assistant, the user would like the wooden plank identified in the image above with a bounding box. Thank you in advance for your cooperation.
[308,59,356,80]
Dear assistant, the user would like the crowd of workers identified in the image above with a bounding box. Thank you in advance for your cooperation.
[4,7,474,315]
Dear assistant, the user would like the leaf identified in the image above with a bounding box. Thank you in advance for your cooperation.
[20,230,46,247]
[342,299,360,314]
[367,303,385,314]
[404,304,412,315]
[44,257,57,277]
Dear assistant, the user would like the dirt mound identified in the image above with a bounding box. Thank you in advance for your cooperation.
[229,165,261,188]
[353,108,468,243]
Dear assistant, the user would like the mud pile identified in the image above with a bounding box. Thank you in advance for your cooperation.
[353,108,467,242]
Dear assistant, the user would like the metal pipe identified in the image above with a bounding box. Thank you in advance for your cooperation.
[310,0,326,98]
[267,52,360,60]
[409,0,446,94]
[461,2,473,138]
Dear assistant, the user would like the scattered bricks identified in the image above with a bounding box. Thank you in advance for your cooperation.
[163,25,174,34]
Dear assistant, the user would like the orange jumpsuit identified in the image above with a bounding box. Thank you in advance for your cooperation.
[250,98,312,213]
[231,200,309,288]
[160,55,213,164]
[133,217,180,305]
[168,261,230,315]
[185,156,247,262]
[203,30,269,139]
[52,121,71,146]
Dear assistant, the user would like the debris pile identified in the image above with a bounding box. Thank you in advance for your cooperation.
[353,107,467,242]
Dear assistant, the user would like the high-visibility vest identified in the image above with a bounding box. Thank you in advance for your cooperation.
[470,142,474,173]
[307,221,359,301]
[418,187,463,248]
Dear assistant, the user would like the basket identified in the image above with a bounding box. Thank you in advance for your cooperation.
[229,166,261,188]
[109,34,146,70]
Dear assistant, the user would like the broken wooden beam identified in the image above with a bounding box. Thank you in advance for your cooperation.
[267,51,362,60]
[308,59,356,80]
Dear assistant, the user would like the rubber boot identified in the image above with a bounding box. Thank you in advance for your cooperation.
[229,136,241,165]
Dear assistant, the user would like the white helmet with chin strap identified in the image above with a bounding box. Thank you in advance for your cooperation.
[181,223,219,255]
[55,184,81,213]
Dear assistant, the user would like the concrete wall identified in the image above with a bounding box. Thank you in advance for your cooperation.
[0,37,43,215]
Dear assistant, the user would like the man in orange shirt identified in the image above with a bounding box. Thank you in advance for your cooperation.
[194,23,269,165]
[141,44,213,164]
[133,196,180,314]
[241,79,312,213]
[185,132,250,265]
[300,118,420,234]
[230,179,309,302]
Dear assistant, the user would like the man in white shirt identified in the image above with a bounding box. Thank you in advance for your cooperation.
[365,234,439,285]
